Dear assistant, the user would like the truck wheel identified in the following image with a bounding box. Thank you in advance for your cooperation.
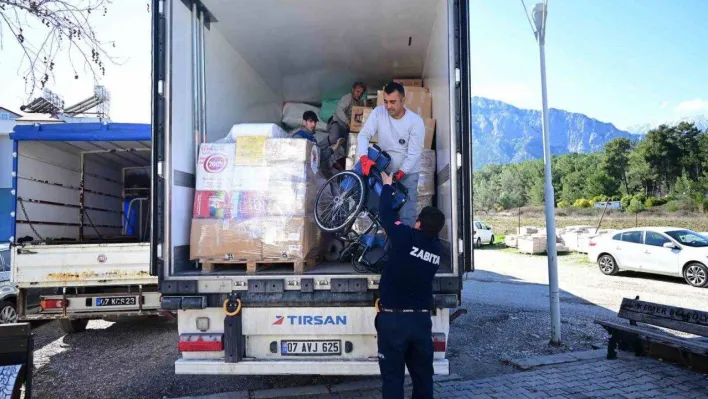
[59,318,89,333]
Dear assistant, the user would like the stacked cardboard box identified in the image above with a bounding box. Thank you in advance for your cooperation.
[190,138,322,262]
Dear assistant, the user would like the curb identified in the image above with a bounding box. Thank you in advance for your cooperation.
[173,374,464,399]
[505,349,606,370]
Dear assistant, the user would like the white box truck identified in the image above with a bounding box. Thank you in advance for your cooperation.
[153,0,474,375]
[10,123,161,333]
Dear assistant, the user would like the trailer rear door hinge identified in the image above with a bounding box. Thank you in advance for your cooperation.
[455,68,461,85]
[458,238,464,254]
[157,161,163,177]
[456,152,462,169]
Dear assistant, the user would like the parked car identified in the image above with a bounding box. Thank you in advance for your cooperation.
[473,221,495,248]
[0,243,18,324]
[588,227,708,287]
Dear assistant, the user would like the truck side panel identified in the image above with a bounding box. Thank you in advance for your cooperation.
[13,243,154,288]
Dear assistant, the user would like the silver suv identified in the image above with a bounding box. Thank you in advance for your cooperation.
[0,243,18,324]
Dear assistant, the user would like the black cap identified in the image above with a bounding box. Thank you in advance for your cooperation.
[303,110,319,122]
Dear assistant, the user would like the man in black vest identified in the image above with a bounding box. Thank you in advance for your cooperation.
[375,171,445,399]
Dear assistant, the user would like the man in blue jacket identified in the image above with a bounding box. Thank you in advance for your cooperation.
[376,171,445,399]
[292,111,344,178]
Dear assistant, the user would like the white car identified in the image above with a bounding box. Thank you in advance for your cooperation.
[588,227,708,288]
[473,221,495,248]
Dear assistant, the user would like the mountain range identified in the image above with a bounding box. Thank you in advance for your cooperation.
[626,115,708,135]
[472,97,635,169]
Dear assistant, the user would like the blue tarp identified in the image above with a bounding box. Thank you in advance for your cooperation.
[11,122,151,142]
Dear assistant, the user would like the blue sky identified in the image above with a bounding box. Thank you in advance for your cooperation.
[0,1,706,129]
[470,0,708,129]
[0,0,151,123]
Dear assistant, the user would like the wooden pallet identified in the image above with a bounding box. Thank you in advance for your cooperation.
[201,258,317,274]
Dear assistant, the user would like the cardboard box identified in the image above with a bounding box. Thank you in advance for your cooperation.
[264,139,314,164]
[394,78,423,87]
[377,88,432,120]
[196,143,236,191]
[190,218,262,260]
[424,118,436,149]
[261,217,320,261]
[350,106,374,132]
[404,87,432,119]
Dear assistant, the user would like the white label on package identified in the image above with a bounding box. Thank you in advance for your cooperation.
[196,143,236,191]
[288,233,301,241]
[288,245,301,252]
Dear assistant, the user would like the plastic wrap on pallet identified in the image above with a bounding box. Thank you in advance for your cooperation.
[189,218,262,260]
[191,138,323,262]
[261,217,321,261]
[416,195,433,216]
[417,171,435,196]
[419,150,436,172]
[220,123,288,143]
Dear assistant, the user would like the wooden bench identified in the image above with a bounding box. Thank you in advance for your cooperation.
[0,323,33,399]
[595,297,708,370]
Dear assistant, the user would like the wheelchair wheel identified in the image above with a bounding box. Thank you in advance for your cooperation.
[314,171,365,233]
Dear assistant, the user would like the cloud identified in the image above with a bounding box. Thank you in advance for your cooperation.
[675,98,708,113]
[471,82,536,109]
[660,101,669,109]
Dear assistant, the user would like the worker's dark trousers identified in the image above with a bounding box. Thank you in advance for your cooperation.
[376,312,434,399]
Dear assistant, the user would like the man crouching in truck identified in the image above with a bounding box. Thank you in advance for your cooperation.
[358,82,424,226]
[292,110,345,178]
[376,170,445,399]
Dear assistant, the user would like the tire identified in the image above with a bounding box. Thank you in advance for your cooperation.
[314,171,365,233]
[598,254,619,276]
[683,262,708,288]
[0,300,17,324]
[323,237,345,262]
[490,235,495,245]
[475,238,482,249]
[59,318,89,334]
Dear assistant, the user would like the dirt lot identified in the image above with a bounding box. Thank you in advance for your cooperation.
[27,247,708,398]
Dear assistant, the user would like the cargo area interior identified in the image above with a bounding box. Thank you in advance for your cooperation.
[169,0,456,276]
[15,138,152,245]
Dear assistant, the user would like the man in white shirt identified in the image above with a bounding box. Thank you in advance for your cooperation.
[357,82,425,226]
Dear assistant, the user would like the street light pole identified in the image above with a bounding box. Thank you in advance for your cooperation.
[533,2,561,346]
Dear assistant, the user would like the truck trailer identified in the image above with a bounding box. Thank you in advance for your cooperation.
[10,123,160,333]
[152,0,474,375]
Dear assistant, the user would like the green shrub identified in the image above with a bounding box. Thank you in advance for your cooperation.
[667,201,679,213]
[592,195,608,203]
[573,199,591,208]
[557,200,570,208]
[621,194,634,209]
[627,198,645,214]
[633,193,647,204]
[645,197,667,207]
[589,200,596,206]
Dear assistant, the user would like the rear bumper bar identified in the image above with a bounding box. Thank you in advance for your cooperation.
[175,358,449,376]
[19,309,165,321]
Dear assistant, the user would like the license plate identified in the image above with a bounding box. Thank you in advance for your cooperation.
[281,340,341,356]
[96,296,137,307]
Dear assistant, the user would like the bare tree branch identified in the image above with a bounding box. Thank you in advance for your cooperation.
[0,0,120,98]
